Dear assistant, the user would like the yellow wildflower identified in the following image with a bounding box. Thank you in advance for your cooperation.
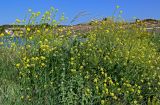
[101,100,105,105]
[0,33,4,37]
[0,42,3,45]
[16,63,20,68]
[27,27,31,32]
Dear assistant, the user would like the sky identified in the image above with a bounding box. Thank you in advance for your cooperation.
[0,0,160,25]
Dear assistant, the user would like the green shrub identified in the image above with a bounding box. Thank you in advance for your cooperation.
[0,7,160,105]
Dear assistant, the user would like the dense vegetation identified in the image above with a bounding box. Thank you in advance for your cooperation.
[0,7,160,105]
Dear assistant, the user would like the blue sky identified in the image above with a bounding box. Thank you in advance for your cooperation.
[0,0,160,25]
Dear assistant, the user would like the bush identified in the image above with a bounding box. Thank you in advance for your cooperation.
[0,7,160,105]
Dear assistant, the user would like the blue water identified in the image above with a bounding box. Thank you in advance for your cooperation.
[0,35,88,48]
[0,36,26,47]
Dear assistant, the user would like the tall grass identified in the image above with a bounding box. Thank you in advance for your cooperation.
[0,7,160,105]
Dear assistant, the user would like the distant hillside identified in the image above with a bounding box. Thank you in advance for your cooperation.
[0,18,160,34]
[0,24,68,33]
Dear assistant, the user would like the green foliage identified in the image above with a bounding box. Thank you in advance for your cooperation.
[0,7,160,105]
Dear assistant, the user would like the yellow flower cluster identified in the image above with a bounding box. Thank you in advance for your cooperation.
[10,8,160,104]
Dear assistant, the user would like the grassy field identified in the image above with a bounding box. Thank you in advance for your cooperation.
[0,8,160,105]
